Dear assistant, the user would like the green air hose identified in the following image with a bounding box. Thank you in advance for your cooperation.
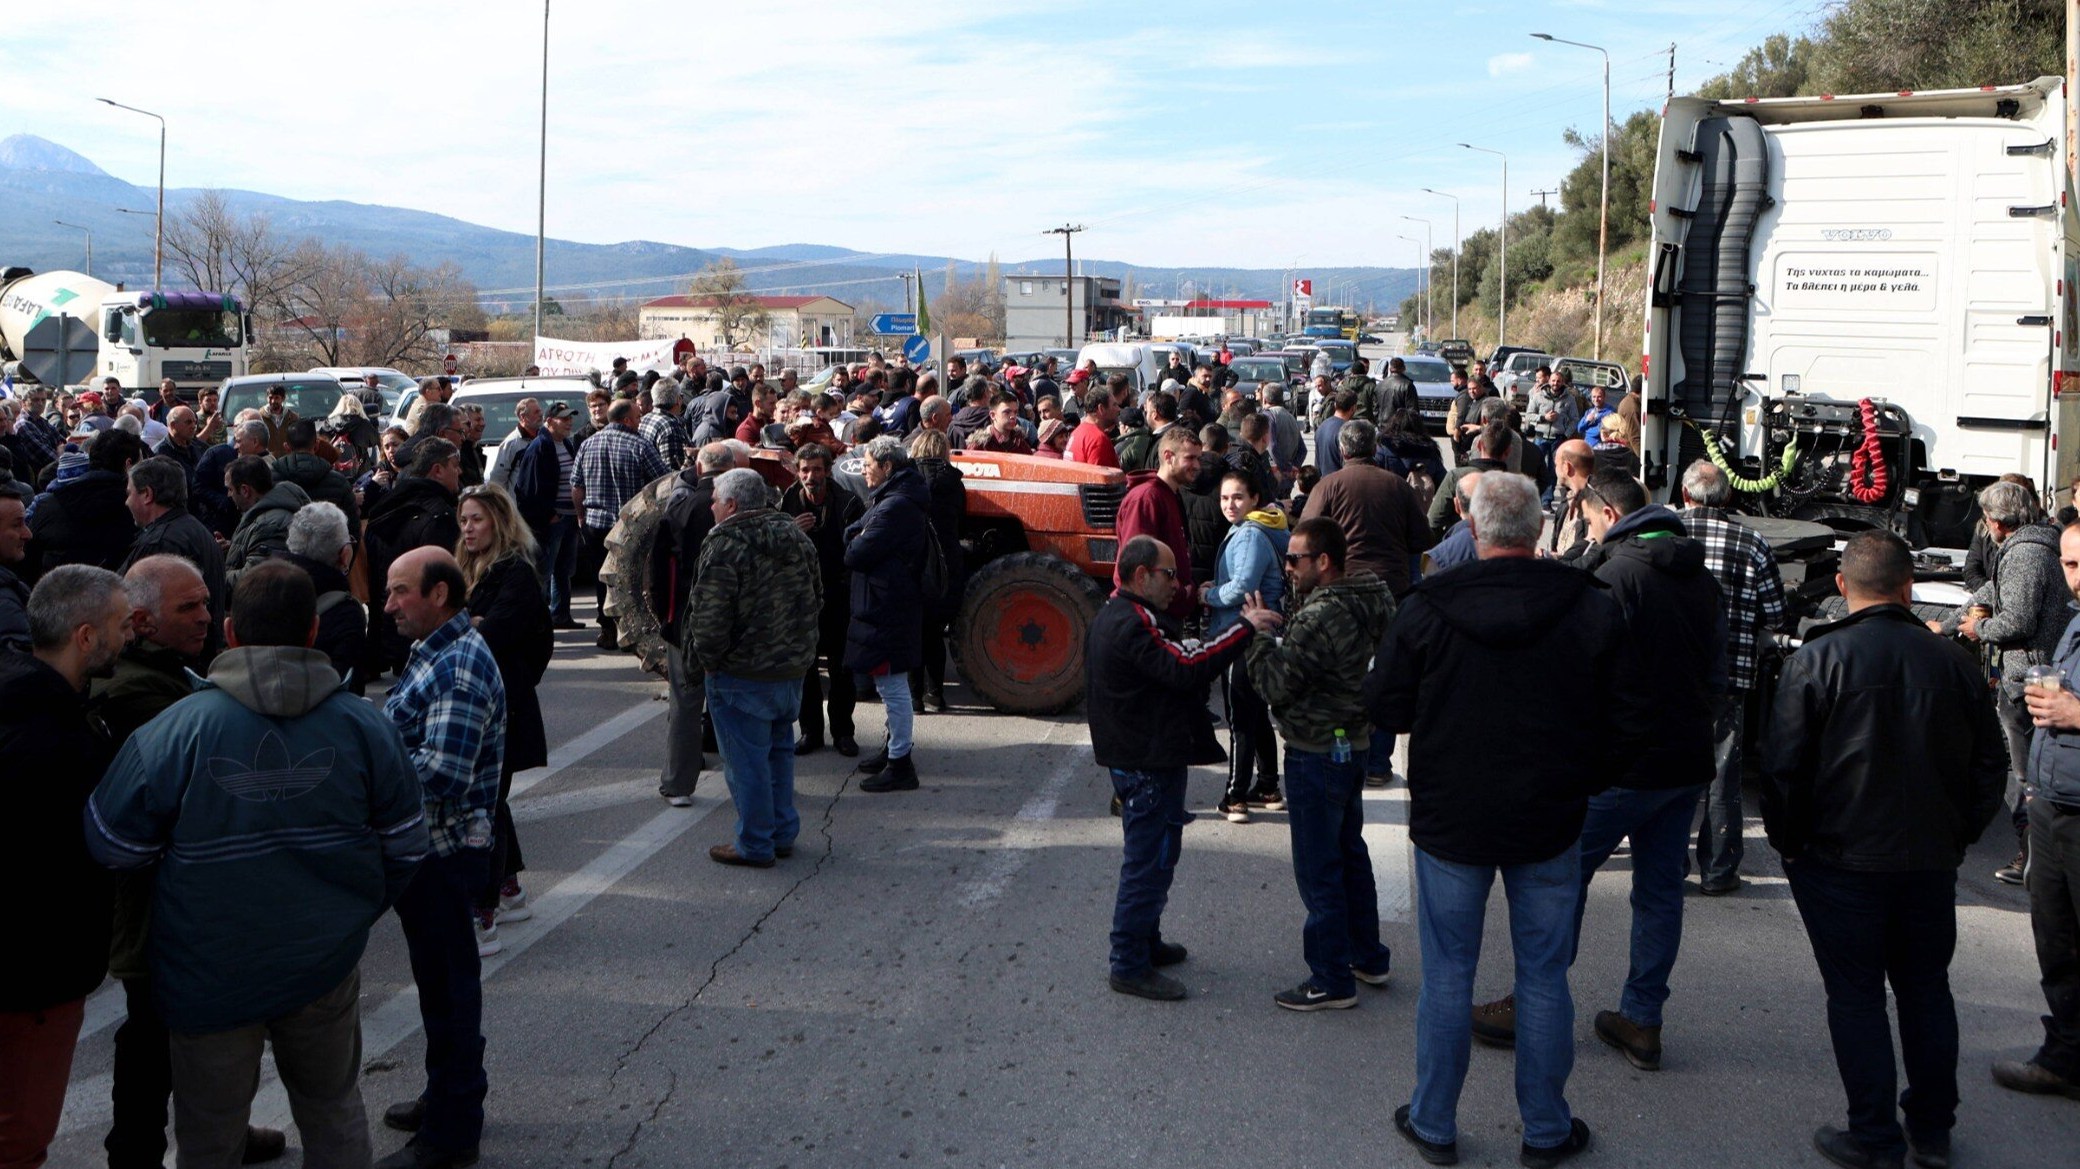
[1696,423,1799,493]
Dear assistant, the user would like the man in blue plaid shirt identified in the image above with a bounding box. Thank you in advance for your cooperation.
[378,546,507,1169]
[572,399,668,648]
[638,379,689,471]
[1678,460,1787,895]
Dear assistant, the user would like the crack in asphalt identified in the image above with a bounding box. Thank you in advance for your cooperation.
[602,767,855,1168]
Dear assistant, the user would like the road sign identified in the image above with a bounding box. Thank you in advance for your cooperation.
[1294,278,1313,297]
[903,334,930,364]
[442,352,458,376]
[872,313,919,336]
[20,313,98,388]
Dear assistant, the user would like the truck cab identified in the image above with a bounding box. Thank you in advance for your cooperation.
[98,290,248,392]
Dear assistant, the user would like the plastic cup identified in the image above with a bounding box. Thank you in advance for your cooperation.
[2025,664,2065,694]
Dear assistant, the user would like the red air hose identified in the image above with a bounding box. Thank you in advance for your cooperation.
[1848,398,1889,504]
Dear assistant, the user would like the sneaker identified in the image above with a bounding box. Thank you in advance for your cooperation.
[473,910,501,958]
[1991,1057,2080,1099]
[834,735,860,757]
[1812,1125,1901,1169]
[1274,981,1357,1011]
[794,735,823,757]
[1109,969,1187,1001]
[1351,959,1392,987]
[661,791,694,808]
[1593,1009,1662,1070]
[495,881,532,923]
[1994,851,2026,885]
[1218,800,1252,824]
[1698,877,1744,896]
[1364,769,1399,788]
[1471,993,1516,1047]
[1394,1104,1459,1166]
[1520,1118,1592,1169]
[1907,1133,1951,1169]
[1247,789,1286,811]
[1150,939,1188,967]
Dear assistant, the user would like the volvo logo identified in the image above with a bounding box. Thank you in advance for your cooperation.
[1820,228,1893,241]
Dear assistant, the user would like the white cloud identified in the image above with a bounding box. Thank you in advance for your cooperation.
[1488,52,1537,78]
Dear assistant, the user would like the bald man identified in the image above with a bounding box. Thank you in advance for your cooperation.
[379,546,506,1165]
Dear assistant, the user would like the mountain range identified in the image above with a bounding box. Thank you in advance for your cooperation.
[0,135,1418,315]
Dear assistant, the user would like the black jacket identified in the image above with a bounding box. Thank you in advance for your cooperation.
[0,565,27,652]
[26,468,138,580]
[1367,556,1653,865]
[124,507,229,634]
[781,479,864,652]
[275,549,368,695]
[272,452,361,529]
[511,429,576,529]
[192,444,242,537]
[1085,590,1252,770]
[362,476,460,672]
[914,456,967,610]
[0,651,114,1011]
[843,465,930,674]
[1759,603,2007,871]
[469,555,553,773]
[653,469,716,645]
[1181,465,1228,588]
[1572,506,1726,790]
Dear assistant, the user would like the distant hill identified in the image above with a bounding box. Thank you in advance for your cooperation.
[0,134,1418,313]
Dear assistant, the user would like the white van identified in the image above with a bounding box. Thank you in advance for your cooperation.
[1073,342,1165,398]
[451,376,592,484]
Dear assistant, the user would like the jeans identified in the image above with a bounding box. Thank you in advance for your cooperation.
[106,977,173,1168]
[536,513,580,621]
[1109,768,1190,977]
[708,673,805,862]
[2027,798,2080,1080]
[1785,859,1958,1157]
[1409,844,1580,1150]
[661,645,708,798]
[1533,437,1559,500]
[1574,784,1705,1027]
[0,998,84,1169]
[1998,689,2035,837]
[1285,747,1392,996]
[1366,728,1396,779]
[873,672,914,759]
[166,970,370,1169]
[1222,664,1279,804]
[395,849,490,1153]
[1696,693,1746,887]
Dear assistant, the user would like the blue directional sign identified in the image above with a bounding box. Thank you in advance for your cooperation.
[871,313,918,335]
[903,334,931,364]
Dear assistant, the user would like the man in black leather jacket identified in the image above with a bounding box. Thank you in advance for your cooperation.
[1760,530,2005,1169]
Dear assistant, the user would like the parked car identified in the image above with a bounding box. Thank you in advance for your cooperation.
[1399,355,1458,432]
[1312,339,1358,375]
[310,366,416,414]
[1227,356,1292,400]
[1490,349,1554,398]
[217,372,348,427]
[451,376,593,482]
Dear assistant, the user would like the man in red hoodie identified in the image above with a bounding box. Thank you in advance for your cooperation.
[1114,427,1202,620]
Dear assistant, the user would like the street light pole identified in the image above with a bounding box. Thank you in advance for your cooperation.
[1533,33,1611,358]
[1421,188,1461,338]
[535,0,550,348]
[53,220,92,277]
[1400,215,1433,337]
[97,98,164,289]
[1395,235,1427,336]
[1458,144,1509,348]
[1044,225,1085,347]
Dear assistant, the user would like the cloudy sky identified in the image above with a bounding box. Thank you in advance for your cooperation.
[7,0,1822,271]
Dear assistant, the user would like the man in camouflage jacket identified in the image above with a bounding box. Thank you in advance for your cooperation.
[687,468,823,868]
[1242,515,1398,1011]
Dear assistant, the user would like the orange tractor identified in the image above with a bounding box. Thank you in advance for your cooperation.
[601,448,1127,715]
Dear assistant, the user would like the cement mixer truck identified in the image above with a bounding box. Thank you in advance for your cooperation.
[0,267,249,394]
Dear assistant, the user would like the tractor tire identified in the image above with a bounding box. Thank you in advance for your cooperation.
[955,552,1108,716]
[599,473,681,678]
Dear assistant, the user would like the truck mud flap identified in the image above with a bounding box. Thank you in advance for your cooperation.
[1673,114,1770,469]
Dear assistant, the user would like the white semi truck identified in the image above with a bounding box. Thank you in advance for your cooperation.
[1640,75,2080,555]
[0,267,249,394]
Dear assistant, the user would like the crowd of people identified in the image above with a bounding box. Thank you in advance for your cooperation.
[2,345,2079,1169]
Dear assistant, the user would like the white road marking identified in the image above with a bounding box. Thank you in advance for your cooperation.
[954,723,1085,909]
[1361,735,1415,924]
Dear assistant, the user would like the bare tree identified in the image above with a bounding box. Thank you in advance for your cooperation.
[683,260,770,350]
[163,190,317,318]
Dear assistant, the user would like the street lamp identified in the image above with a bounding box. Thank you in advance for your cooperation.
[1421,188,1462,338]
[1396,235,1428,336]
[1400,215,1433,338]
[1533,33,1611,358]
[97,98,164,290]
[53,220,92,277]
[1458,143,1509,348]
[535,0,550,348]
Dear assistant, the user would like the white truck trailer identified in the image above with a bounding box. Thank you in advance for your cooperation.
[0,267,249,393]
[1640,76,2080,555]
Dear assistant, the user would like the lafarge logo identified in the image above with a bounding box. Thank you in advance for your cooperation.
[1821,228,1894,241]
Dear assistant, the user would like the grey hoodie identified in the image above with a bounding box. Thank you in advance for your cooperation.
[1947,522,2069,697]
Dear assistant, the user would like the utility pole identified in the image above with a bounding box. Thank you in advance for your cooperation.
[535,0,550,347]
[1422,188,1461,338]
[1667,43,1677,102]
[1460,143,1509,347]
[1530,188,1559,209]
[1044,224,1085,347]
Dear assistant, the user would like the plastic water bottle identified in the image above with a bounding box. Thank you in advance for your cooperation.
[1331,728,1351,764]
[464,810,493,850]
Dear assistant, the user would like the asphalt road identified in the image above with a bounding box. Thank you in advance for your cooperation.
[47,608,2080,1169]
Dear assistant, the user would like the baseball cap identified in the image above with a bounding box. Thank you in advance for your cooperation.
[545,401,577,420]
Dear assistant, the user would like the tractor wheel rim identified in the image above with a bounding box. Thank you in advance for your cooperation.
[982,587,1079,682]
